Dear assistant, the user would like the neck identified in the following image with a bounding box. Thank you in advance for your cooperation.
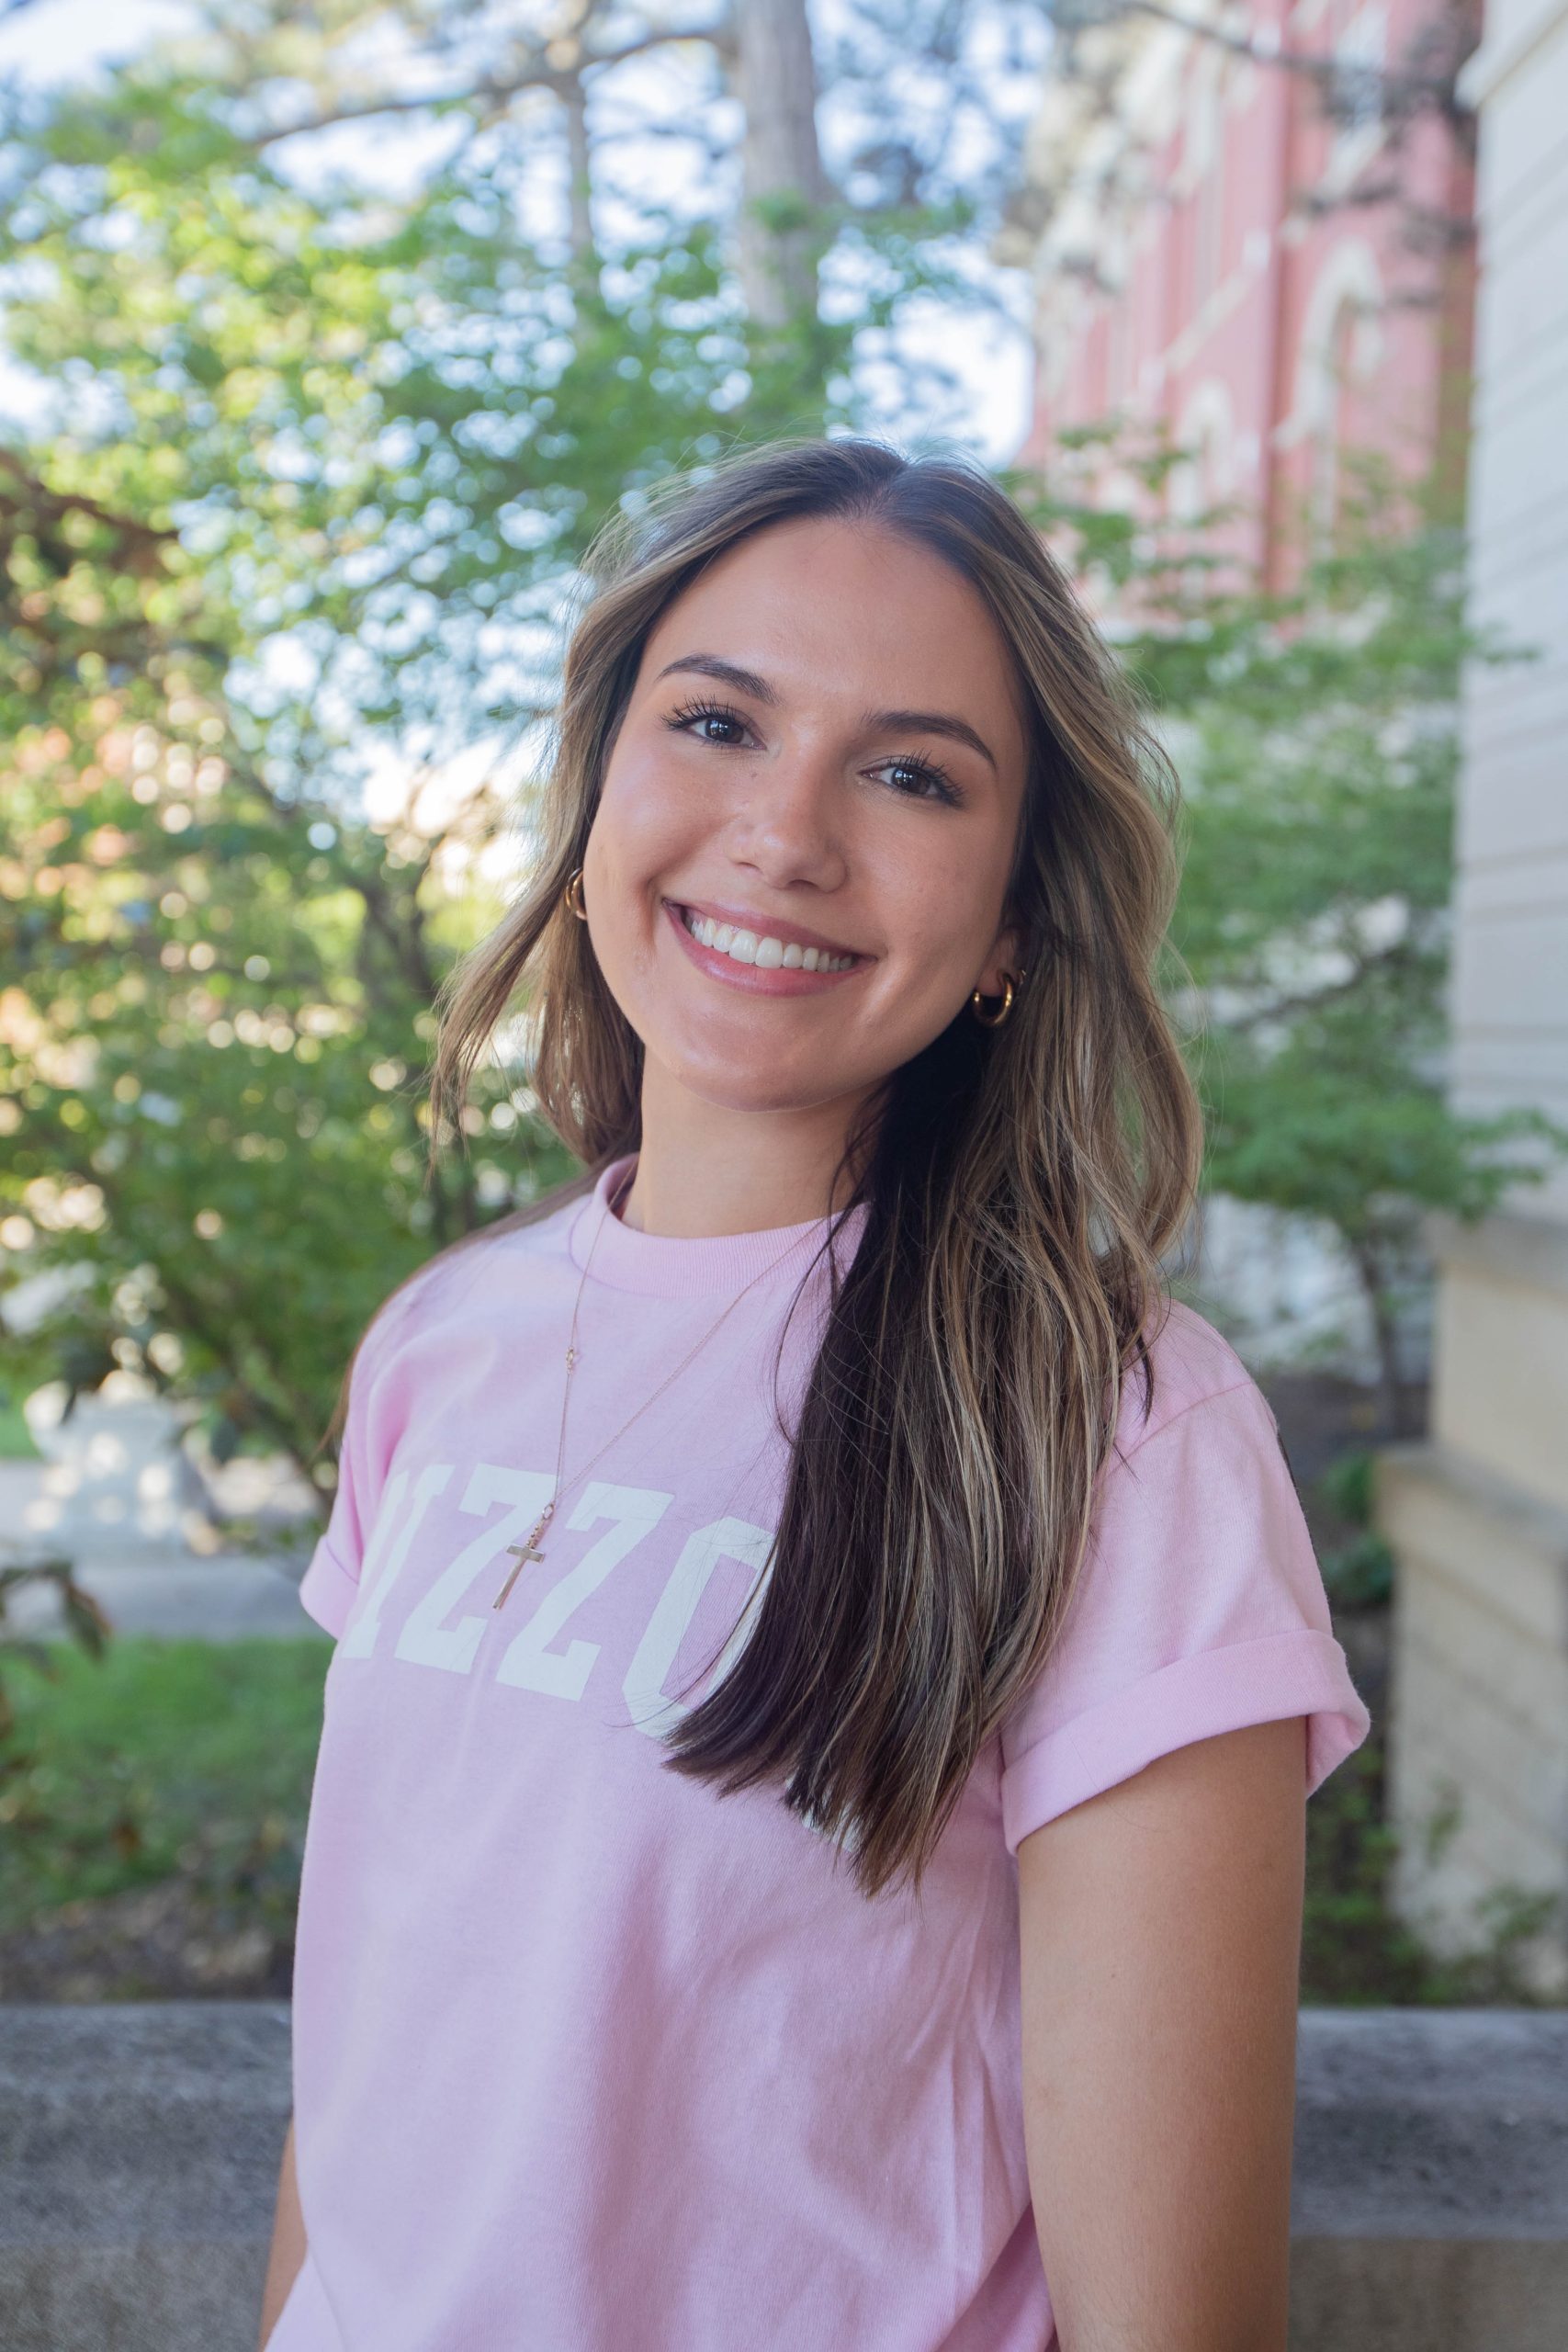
[615,1066,874,1238]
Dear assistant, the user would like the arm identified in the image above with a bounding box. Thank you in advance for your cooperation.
[1017,1715,1307,2352]
[256,2113,307,2351]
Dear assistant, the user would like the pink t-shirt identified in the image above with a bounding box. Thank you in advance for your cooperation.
[271,1152,1371,2352]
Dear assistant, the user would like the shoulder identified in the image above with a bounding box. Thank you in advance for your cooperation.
[355,1186,587,1385]
[1080,1296,1311,1596]
[998,1293,1371,1845]
[1108,1295,1271,1467]
[1084,1298,1317,1592]
[1109,1288,1269,1448]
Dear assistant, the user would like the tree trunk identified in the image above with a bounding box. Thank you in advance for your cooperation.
[730,0,829,329]
[1348,1235,1409,1438]
[560,74,594,266]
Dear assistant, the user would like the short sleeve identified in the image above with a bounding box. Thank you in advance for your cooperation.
[297,1278,427,1638]
[998,1374,1371,1853]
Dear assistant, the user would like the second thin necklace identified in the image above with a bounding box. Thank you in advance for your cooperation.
[491,1165,820,1611]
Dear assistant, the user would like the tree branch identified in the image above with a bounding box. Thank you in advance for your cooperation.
[1220,935,1425,1035]
[0,449,178,553]
[248,18,724,153]
[1066,0,1472,115]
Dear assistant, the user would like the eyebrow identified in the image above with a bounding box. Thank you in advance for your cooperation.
[652,652,999,775]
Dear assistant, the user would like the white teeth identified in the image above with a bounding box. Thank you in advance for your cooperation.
[682,909,855,973]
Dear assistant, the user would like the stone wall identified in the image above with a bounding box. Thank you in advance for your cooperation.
[3,2003,1565,2352]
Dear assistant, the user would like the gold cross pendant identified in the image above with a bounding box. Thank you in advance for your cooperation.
[492,1507,552,1611]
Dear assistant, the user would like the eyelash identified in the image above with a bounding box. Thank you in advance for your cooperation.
[663,697,964,808]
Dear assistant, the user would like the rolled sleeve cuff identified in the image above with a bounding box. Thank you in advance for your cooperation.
[1000,1628,1371,1855]
[298,1535,360,1638]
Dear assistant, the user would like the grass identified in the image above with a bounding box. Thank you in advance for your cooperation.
[0,1634,1560,2003]
[0,1637,327,1946]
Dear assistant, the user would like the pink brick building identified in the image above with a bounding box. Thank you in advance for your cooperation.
[998,0,1479,590]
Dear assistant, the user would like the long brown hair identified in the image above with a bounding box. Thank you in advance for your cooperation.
[341,435,1205,1897]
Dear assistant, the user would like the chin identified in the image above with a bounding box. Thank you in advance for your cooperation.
[654,1028,855,1111]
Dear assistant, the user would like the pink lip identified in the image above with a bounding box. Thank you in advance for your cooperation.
[670,896,865,959]
[662,899,871,997]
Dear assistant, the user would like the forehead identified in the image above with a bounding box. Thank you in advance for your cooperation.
[638,514,1026,752]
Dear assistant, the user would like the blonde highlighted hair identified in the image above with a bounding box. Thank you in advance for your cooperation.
[352,435,1204,1896]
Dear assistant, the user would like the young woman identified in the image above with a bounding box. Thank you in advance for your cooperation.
[259,436,1370,2352]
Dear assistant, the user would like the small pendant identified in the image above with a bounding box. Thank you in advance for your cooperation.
[492,1504,554,1611]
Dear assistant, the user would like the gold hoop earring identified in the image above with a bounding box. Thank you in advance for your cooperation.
[563,867,588,921]
[969,972,1017,1028]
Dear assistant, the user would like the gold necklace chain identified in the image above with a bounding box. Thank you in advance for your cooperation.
[491,1166,821,1611]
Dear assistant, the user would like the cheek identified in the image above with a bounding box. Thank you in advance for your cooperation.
[874,859,997,981]
[595,741,703,875]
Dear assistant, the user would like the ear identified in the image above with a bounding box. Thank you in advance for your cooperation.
[976,917,1025,1001]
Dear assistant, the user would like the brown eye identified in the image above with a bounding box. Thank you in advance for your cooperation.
[666,698,752,747]
[871,753,963,808]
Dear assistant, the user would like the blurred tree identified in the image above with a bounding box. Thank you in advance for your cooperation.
[1003,427,1568,1435]
[4,1,1553,1492]
[0,0,1021,1487]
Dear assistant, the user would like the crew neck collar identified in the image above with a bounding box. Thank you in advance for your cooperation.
[566,1152,868,1297]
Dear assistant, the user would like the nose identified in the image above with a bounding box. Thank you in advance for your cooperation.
[724,740,849,894]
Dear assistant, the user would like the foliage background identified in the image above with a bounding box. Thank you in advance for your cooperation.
[2,0,1563,1481]
[2,0,1565,2008]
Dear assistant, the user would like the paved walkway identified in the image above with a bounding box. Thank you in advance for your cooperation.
[5,1548,325,1642]
[0,1459,325,1642]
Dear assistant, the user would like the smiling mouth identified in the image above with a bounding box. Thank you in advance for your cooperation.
[672,904,862,973]
[661,899,869,997]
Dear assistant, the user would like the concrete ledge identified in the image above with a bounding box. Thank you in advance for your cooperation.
[1292,2007,1568,2223]
[1,2002,291,2352]
[1289,2240,1568,2352]
[1,2004,1565,2350]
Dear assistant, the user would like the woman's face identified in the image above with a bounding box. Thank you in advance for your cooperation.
[580,514,1030,1125]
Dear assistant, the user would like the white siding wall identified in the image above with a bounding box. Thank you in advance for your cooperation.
[1378,0,1568,1998]
[1450,0,1568,1220]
